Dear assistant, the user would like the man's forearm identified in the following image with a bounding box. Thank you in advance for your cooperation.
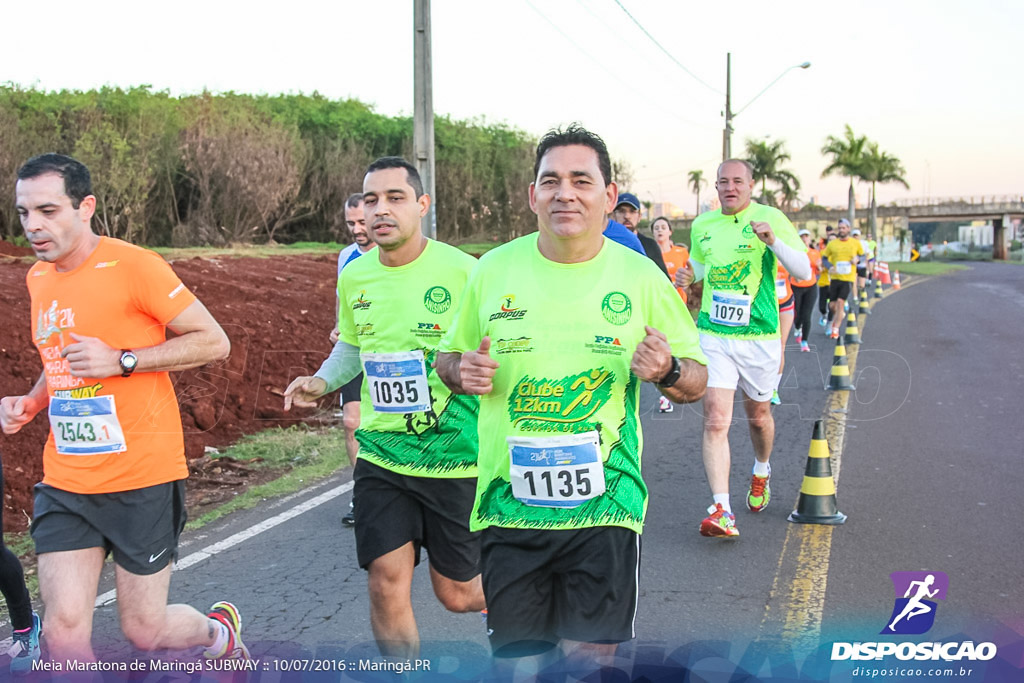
[435,351,466,394]
[136,328,231,374]
[313,341,363,393]
[659,359,708,404]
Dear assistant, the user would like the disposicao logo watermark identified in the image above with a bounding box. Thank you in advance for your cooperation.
[882,571,948,635]
[831,571,997,663]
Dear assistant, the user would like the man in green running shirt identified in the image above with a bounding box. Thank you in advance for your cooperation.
[675,159,810,538]
[437,125,707,671]
[283,157,485,659]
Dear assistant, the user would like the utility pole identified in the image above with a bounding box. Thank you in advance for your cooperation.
[413,0,436,238]
[722,52,732,162]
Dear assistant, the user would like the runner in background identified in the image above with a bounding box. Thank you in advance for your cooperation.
[822,219,864,339]
[651,216,689,413]
[332,193,374,527]
[0,448,40,674]
[853,227,872,299]
[818,231,835,329]
[676,158,810,537]
[790,229,820,352]
[2,154,247,663]
[611,192,670,277]
[772,264,795,405]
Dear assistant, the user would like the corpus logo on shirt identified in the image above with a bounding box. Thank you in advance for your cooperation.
[601,292,632,325]
[353,290,372,310]
[423,286,452,314]
[881,571,948,635]
[490,294,527,321]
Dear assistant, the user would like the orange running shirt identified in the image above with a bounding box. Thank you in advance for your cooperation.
[28,237,197,494]
[790,248,821,288]
[661,244,690,303]
[775,264,793,303]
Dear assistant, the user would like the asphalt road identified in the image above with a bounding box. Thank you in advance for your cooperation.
[77,263,1022,681]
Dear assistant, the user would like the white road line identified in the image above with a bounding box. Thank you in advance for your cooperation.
[93,481,353,607]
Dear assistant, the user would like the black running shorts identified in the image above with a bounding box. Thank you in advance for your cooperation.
[829,280,853,302]
[31,481,186,576]
[352,459,480,581]
[340,372,363,405]
[856,265,868,278]
[481,525,640,658]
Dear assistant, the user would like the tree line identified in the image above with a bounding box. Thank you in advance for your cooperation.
[0,86,539,246]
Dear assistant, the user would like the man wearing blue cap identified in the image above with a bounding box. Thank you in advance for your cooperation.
[612,192,669,277]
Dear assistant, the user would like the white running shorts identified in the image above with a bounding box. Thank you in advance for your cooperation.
[699,333,781,402]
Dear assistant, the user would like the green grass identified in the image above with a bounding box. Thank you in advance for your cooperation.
[151,243,343,260]
[185,425,350,529]
[888,261,968,276]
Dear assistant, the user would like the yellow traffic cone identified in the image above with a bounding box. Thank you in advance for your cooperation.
[827,335,855,391]
[859,296,870,315]
[874,279,884,299]
[844,311,862,345]
[788,419,847,525]
[893,271,901,290]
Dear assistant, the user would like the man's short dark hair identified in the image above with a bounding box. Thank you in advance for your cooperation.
[534,124,612,187]
[17,154,93,209]
[365,157,424,198]
[345,193,363,209]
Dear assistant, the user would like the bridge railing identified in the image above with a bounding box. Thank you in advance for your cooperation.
[890,195,1024,208]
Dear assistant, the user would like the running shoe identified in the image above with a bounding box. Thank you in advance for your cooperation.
[658,396,674,413]
[794,331,802,344]
[342,501,356,527]
[8,612,41,676]
[747,470,771,512]
[699,503,739,537]
[830,329,839,340]
[800,340,810,352]
[206,601,250,660]
[844,301,849,313]
[793,328,802,339]
[818,316,827,328]
[770,390,781,405]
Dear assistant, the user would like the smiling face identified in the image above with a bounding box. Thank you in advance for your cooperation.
[716,160,755,215]
[15,172,97,271]
[529,144,617,244]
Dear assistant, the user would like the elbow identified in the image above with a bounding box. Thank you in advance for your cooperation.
[214,330,232,362]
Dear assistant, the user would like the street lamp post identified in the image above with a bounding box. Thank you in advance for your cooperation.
[722,53,811,162]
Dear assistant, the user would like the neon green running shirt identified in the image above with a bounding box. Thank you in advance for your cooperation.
[689,202,804,340]
[337,239,479,478]
[439,234,707,533]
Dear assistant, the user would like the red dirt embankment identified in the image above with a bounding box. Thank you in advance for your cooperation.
[0,250,340,531]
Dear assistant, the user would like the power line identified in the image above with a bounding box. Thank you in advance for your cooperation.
[612,0,723,96]
[522,0,715,131]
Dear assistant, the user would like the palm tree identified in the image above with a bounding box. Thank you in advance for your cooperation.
[821,124,868,226]
[859,142,909,236]
[687,169,707,216]
[744,138,800,209]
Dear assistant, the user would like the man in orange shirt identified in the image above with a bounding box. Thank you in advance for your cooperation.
[0,154,248,663]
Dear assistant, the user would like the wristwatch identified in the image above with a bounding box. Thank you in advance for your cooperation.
[119,350,139,378]
[656,356,682,388]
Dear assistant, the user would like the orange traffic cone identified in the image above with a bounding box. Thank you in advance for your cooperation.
[844,311,862,345]
[827,335,855,391]
[788,420,847,525]
[893,271,901,290]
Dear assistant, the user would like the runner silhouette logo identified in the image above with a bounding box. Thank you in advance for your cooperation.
[881,571,948,635]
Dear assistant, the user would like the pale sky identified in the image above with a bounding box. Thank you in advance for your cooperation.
[3,0,1021,213]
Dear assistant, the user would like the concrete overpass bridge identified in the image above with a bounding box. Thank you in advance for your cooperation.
[672,196,1024,259]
